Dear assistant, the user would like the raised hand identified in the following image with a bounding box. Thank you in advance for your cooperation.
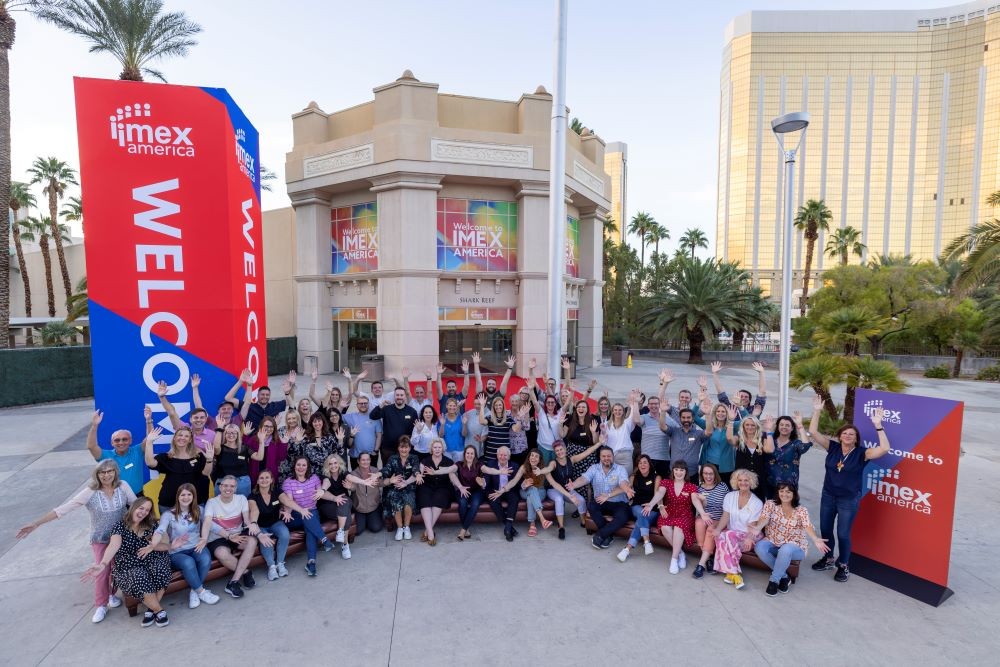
[191,373,201,388]
[561,357,570,371]
[697,375,709,389]
[726,405,738,421]
[146,427,163,443]
[342,367,352,380]
[752,361,765,373]
[242,422,253,436]
[437,362,446,375]
[401,366,411,380]
[661,369,674,384]
[240,368,252,384]
[288,370,297,385]
[326,380,335,394]
[471,352,481,365]
[528,357,537,371]
[358,369,369,380]
[156,380,168,397]
[711,361,723,374]
[792,411,805,429]
[762,415,776,432]
[335,427,346,441]
[589,420,600,437]
[505,355,516,370]
[812,396,824,413]
[144,405,152,422]
[216,413,229,429]
[587,379,598,392]
[311,369,319,382]
[351,425,360,437]
[281,380,292,395]
[477,392,487,403]
[91,410,103,427]
[518,403,531,419]
[870,406,885,427]
[461,358,469,372]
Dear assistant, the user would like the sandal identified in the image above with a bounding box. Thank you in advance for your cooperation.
[428,537,437,546]
[528,524,538,537]
[456,532,465,541]
[541,518,553,530]
[420,533,428,542]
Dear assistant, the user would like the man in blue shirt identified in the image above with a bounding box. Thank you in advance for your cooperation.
[86,410,146,494]
[567,446,633,549]
[344,396,382,468]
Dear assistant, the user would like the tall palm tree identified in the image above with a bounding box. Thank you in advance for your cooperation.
[940,190,1000,293]
[627,211,656,268]
[825,226,867,266]
[60,194,83,232]
[28,156,76,307]
[601,215,619,258]
[793,199,832,312]
[25,215,56,316]
[678,227,709,259]
[646,222,669,258]
[9,181,34,341]
[33,0,201,81]
[814,305,887,356]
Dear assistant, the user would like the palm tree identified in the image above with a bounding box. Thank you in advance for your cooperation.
[601,215,619,258]
[569,117,583,135]
[65,276,88,322]
[868,253,913,269]
[646,222,669,258]
[33,0,201,81]
[678,228,709,259]
[842,357,907,422]
[260,166,277,193]
[627,211,656,268]
[9,181,34,341]
[825,226,867,266]
[793,199,832,312]
[26,215,56,316]
[940,219,1000,293]
[28,157,77,307]
[789,348,844,420]
[61,194,83,232]
[814,305,887,356]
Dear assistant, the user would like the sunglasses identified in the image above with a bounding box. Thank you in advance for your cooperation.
[112,438,129,443]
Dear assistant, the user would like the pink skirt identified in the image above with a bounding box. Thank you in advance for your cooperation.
[714,529,754,574]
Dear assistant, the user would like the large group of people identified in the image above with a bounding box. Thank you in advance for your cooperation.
[16,358,893,626]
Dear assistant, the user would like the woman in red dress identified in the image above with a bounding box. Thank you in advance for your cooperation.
[647,461,710,575]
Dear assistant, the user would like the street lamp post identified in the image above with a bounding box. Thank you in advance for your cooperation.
[771,111,809,416]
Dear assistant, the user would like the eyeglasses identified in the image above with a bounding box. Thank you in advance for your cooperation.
[98,470,115,474]
[112,438,129,443]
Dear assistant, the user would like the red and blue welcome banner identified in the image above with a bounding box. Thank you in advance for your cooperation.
[851,388,963,606]
[74,78,267,468]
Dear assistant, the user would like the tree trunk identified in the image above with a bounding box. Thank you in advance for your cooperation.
[800,234,815,313]
[0,16,13,349]
[840,250,848,267]
[48,188,72,307]
[952,348,963,378]
[12,224,32,345]
[844,386,857,423]
[39,232,55,317]
[687,329,705,364]
[732,329,745,351]
[816,387,838,420]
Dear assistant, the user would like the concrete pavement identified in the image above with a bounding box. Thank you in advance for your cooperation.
[0,362,998,666]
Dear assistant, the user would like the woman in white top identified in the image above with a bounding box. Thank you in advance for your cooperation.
[709,468,764,590]
[16,460,136,623]
[148,483,220,609]
[605,399,634,476]
[411,405,439,454]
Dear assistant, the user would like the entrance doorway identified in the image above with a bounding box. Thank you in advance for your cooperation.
[335,322,377,371]
[439,327,514,375]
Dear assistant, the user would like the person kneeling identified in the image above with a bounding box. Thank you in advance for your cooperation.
[202,475,258,598]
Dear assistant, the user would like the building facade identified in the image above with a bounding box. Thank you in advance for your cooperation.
[718,1,1000,294]
[604,141,628,243]
[279,71,609,378]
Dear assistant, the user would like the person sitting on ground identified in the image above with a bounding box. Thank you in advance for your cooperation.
[493,448,553,538]
[615,454,661,562]
[82,497,172,628]
[85,409,145,497]
[416,439,460,546]
[213,422,252,497]
[472,352,514,405]
[692,463,729,578]
[645,460,709,574]
[280,457,337,576]
[380,436,421,541]
[248,469,290,581]
[436,359,470,414]
[17,460,136,624]
[566,445,633,550]
[711,361,767,421]
[144,426,213,513]
[245,415,286,485]
[411,404,440,455]
[454,445,486,541]
[748,482,829,596]
[348,452,383,536]
[762,413,811,488]
[710,468,764,590]
[149,484,220,608]
[202,475,258,598]
[482,446,522,542]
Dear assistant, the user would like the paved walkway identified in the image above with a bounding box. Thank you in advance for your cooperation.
[1,362,998,666]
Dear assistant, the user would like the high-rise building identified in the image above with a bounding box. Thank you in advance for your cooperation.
[718,1,1000,295]
[604,141,628,244]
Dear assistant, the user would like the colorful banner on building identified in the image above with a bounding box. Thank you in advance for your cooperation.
[332,307,377,322]
[74,78,266,464]
[850,388,963,606]
[437,198,518,272]
[332,202,378,273]
[565,216,579,277]
[439,307,517,322]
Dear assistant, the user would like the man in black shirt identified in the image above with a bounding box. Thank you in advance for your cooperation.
[369,387,418,465]
[225,369,294,429]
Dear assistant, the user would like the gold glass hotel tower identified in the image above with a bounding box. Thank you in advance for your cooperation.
[718,1,1000,294]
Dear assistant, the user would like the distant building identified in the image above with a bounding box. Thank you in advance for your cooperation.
[604,142,628,244]
[718,1,1000,294]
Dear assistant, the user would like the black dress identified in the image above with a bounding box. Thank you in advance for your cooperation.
[416,455,455,509]
[110,521,172,598]
[564,416,597,478]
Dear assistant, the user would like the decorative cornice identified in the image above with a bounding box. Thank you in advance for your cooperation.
[515,180,549,200]
[431,138,533,168]
[572,161,606,197]
[289,190,333,207]
[303,143,374,178]
[368,172,444,193]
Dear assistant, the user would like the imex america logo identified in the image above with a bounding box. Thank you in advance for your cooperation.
[108,102,195,157]
[234,128,256,184]
[866,468,932,515]
[863,399,902,425]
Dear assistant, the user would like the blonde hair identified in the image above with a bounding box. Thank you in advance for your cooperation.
[89,459,121,490]
[322,453,346,478]
[738,416,762,451]
[711,402,730,429]
[730,468,759,490]
[168,427,196,458]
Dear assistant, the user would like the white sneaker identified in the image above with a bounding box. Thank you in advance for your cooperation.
[335,529,346,544]
[267,565,279,581]
[402,526,412,540]
[643,541,654,556]
[198,588,220,605]
[395,527,404,541]
[188,589,200,609]
[669,558,679,575]
[276,562,289,577]
[678,552,687,569]
[107,594,122,609]
[341,544,352,560]
[91,606,107,623]
[616,547,630,563]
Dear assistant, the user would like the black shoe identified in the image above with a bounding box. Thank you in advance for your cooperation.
[558,527,566,540]
[765,581,779,597]
[834,563,850,582]
[154,610,169,627]
[705,556,714,571]
[778,577,791,593]
[305,561,317,577]
[225,580,244,599]
[692,564,705,579]
[600,537,613,549]
[572,510,580,519]
[591,535,602,549]
[511,527,519,538]
[141,611,155,627]
[241,570,256,589]
[505,526,514,542]
[812,556,834,571]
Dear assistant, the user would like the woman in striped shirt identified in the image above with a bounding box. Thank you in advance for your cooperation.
[692,462,730,578]
[280,456,336,577]
[478,394,523,462]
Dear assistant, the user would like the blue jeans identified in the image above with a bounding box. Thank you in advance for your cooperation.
[215,475,251,497]
[286,510,328,561]
[457,490,483,530]
[169,547,211,590]
[258,521,290,567]
[520,486,545,522]
[754,540,805,582]
[820,490,861,566]
[628,504,659,547]
[538,447,555,465]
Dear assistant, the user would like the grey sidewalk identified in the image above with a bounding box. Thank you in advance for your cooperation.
[1,363,998,666]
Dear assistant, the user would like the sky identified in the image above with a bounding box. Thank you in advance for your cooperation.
[10,0,955,249]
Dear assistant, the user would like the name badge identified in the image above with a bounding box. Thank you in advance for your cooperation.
[295,489,302,494]
[238,455,246,460]
[404,416,412,420]
[190,460,197,467]
[272,500,280,506]
[688,437,696,442]
[124,463,134,470]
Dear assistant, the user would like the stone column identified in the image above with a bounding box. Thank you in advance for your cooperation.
[292,190,334,373]
[514,180,551,377]
[370,173,442,377]
[577,207,607,368]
